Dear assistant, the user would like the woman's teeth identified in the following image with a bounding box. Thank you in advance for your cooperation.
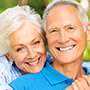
[27,58,41,66]
[29,60,39,66]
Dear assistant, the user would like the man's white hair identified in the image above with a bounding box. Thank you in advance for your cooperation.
[0,5,43,55]
[43,0,88,32]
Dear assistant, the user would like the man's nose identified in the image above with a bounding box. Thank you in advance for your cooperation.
[59,29,69,44]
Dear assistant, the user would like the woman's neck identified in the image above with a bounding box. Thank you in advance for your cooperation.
[52,58,85,80]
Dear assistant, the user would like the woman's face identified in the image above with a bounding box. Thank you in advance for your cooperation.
[8,20,46,73]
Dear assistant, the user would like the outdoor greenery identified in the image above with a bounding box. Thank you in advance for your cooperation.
[0,0,90,61]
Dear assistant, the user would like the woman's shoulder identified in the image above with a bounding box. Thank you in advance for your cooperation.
[0,55,12,71]
[0,54,10,64]
[0,55,9,73]
[10,72,43,89]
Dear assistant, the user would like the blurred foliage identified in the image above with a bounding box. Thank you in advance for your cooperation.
[28,0,52,16]
[0,0,52,16]
[18,0,28,5]
[76,0,80,3]
[0,0,18,12]
[29,0,45,17]
[83,41,90,61]
[0,0,90,61]
[88,11,90,21]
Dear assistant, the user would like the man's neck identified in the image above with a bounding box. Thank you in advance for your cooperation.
[52,58,84,79]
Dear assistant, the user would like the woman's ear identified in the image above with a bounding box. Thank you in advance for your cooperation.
[6,52,14,62]
[87,22,90,41]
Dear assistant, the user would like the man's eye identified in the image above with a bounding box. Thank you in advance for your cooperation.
[68,27,74,29]
[66,26,75,31]
[68,27,75,29]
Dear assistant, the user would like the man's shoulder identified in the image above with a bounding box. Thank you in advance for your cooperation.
[83,62,90,75]
[83,62,90,68]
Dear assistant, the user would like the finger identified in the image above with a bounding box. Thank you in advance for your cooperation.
[72,80,84,90]
[75,79,84,90]
[83,75,90,86]
[77,76,90,90]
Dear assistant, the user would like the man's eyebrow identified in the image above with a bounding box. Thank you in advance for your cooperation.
[63,24,73,28]
[48,25,75,32]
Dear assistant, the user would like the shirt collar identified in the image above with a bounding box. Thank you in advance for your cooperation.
[83,66,90,75]
[41,62,72,85]
[41,62,90,85]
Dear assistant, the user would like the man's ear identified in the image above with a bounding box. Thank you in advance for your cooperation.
[87,22,90,41]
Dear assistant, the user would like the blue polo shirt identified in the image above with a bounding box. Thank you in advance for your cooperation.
[10,62,90,90]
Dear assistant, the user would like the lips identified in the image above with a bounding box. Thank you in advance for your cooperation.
[56,45,76,52]
[26,57,41,66]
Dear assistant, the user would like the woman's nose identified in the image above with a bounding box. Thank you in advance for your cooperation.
[27,47,36,59]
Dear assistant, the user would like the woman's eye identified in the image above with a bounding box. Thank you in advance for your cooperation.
[16,48,22,52]
[32,41,41,48]
[16,48,25,52]
[50,29,57,33]
[34,41,40,44]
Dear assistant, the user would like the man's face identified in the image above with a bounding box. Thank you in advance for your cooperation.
[45,5,88,64]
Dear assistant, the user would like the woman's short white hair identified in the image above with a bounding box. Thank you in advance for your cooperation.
[43,0,88,31]
[0,5,44,55]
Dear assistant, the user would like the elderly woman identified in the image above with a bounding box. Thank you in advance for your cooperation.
[9,1,90,90]
[0,5,51,90]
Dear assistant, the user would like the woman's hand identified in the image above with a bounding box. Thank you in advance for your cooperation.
[65,75,90,90]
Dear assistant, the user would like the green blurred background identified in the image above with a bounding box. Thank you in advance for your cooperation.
[0,0,90,61]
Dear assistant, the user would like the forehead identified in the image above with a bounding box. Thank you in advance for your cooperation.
[46,4,82,28]
[47,4,80,19]
[48,4,79,15]
[9,20,41,45]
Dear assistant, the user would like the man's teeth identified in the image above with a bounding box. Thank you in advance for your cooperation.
[60,46,73,51]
